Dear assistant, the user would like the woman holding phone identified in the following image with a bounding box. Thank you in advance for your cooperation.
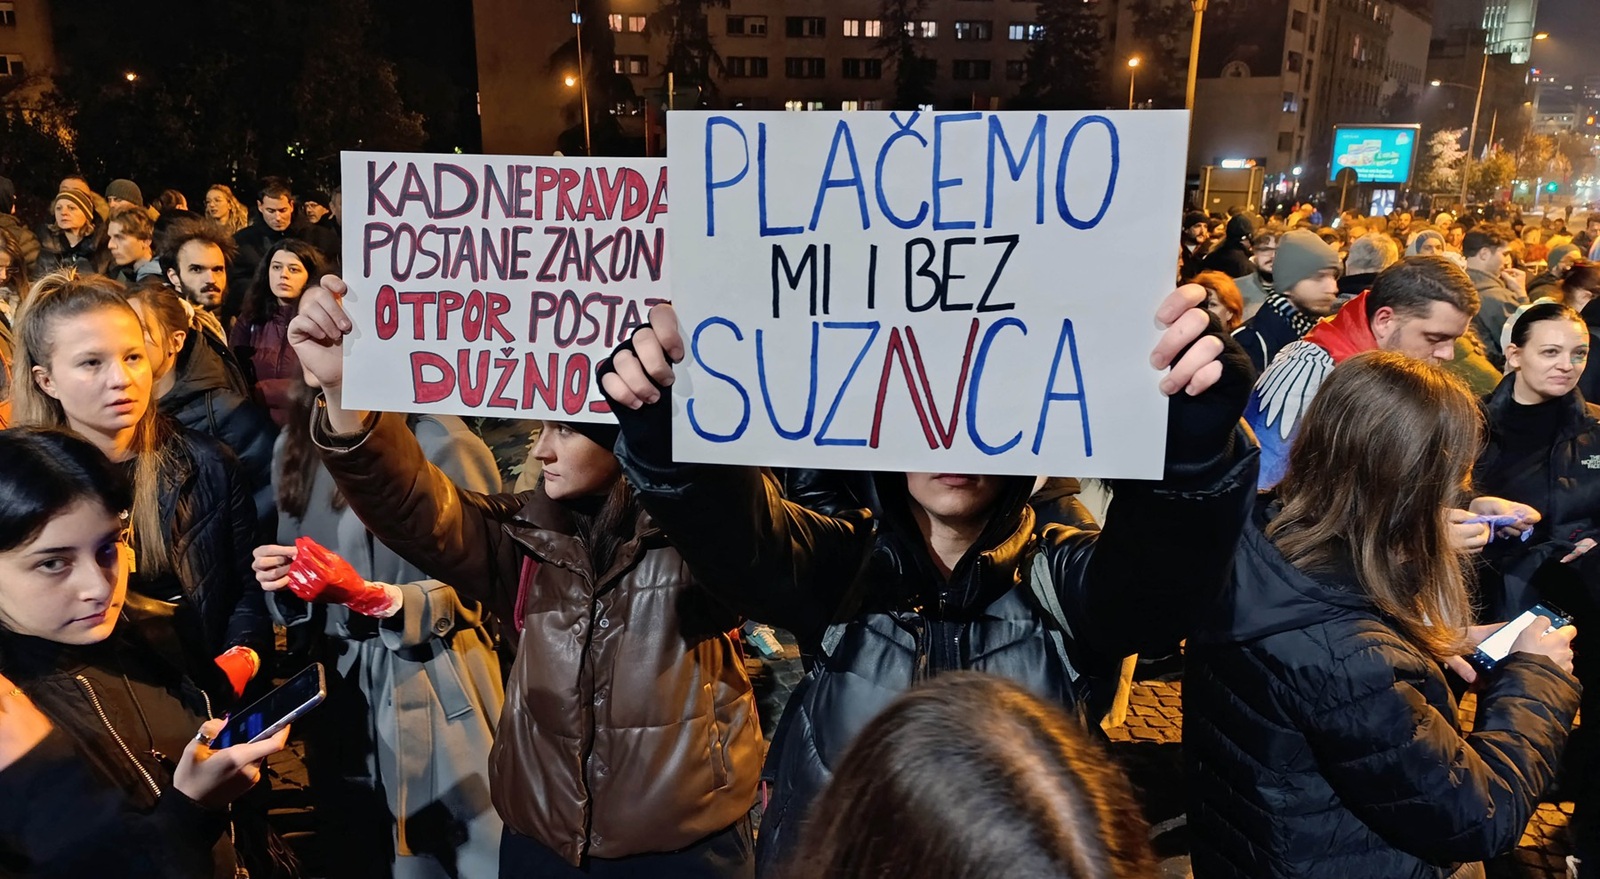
[1473,301,1600,875]
[1186,352,1580,879]
[0,426,287,878]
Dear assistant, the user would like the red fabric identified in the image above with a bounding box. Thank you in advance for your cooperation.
[513,555,540,633]
[285,536,393,616]
[213,646,259,698]
[1302,290,1378,364]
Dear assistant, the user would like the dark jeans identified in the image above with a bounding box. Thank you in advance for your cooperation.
[498,821,754,879]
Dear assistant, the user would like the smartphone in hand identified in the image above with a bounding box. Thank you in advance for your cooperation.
[1469,604,1572,672]
[210,663,326,748]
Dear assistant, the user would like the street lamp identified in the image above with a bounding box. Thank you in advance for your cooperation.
[570,0,592,156]
[123,71,137,82]
[1185,0,1208,111]
[1127,57,1140,110]
[564,74,577,88]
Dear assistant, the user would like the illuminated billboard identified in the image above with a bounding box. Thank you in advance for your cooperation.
[1329,125,1420,185]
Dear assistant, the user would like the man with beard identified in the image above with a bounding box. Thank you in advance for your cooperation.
[1180,210,1211,280]
[158,217,235,339]
[1233,228,1278,320]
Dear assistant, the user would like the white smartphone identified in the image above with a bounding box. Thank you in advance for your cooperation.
[210,662,326,748]
[1470,604,1572,672]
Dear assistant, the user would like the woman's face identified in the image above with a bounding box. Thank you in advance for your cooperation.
[126,300,184,384]
[53,200,89,234]
[204,189,229,220]
[1205,293,1237,328]
[269,251,310,302]
[31,307,153,439]
[1508,319,1589,402]
[0,499,127,645]
[532,422,621,500]
[1416,236,1443,257]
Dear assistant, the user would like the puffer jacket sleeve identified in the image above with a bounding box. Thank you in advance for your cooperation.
[312,408,523,619]
[608,392,873,643]
[210,389,280,526]
[1050,323,1260,660]
[1299,644,1579,864]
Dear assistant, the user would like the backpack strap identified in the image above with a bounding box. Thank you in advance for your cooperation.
[1028,549,1080,684]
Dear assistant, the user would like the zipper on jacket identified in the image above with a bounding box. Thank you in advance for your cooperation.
[75,675,162,799]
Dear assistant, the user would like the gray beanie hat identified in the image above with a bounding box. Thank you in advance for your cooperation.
[1274,229,1343,293]
[106,178,143,207]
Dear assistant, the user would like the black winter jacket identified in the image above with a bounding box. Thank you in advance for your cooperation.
[1202,239,1255,279]
[150,424,273,665]
[609,324,1259,874]
[0,595,236,877]
[158,329,279,526]
[1185,498,1580,879]
[1474,377,1600,619]
[1232,303,1303,375]
[34,225,108,276]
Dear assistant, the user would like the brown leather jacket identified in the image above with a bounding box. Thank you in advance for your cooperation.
[314,410,762,863]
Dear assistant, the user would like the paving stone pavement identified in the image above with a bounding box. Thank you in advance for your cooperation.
[1105,679,1581,879]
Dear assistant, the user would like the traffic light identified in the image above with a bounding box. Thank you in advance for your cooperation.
[1544,181,1560,193]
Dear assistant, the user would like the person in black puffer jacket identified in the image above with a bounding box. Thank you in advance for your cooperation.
[124,280,278,526]
[1473,302,1600,875]
[11,273,273,702]
[1186,351,1580,879]
[599,286,1259,876]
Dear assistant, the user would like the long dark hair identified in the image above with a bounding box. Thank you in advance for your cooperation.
[576,477,643,580]
[784,672,1158,879]
[239,239,325,327]
[0,427,132,553]
[277,372,343,521]
[1270,351,1481,659]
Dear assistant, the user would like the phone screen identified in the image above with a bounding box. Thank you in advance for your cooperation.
[212,663,326,748]
[1475,610,1539,665]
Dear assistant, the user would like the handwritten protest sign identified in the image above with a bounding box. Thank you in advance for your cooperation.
[666,110,1189,478]
[338,151,668,421]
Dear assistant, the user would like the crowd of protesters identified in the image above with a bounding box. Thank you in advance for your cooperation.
[0,168,1593,879]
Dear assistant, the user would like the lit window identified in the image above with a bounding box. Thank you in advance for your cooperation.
[627,15,646,32]
[607,13,623,32]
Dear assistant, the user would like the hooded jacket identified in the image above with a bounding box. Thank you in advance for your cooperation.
[1245,291,1379,488]
[1185,498,1579,879]
[158,329,278,525]
[605,324,1260,873]
[310,410,762,865]
[1202,215,1258,279]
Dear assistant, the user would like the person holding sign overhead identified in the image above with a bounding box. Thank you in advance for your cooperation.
[286,276,764,878]
[597,286,1259,874]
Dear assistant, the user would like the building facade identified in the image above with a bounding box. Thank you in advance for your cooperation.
[0,0,56,105]
[1482,0,1539,64]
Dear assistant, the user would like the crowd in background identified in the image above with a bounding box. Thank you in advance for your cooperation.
[0,169,1593,879]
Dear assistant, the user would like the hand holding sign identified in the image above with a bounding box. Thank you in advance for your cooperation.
[603,303,684,409]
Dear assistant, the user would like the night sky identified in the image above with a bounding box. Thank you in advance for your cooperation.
[1435,0,1600,84]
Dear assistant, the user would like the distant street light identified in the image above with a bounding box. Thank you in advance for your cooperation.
[1127,57,1140,110]
[564,74,577,88]
[1534,32,1549,40]
[124,71,137,82]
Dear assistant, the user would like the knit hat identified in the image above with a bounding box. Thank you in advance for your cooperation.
[1183,210,1209,230]
[569,420,620,452]
[106,178,143,207]
[1405,229,1444,256]
[301,189,330,208]
[1225,213,1259,243]
[1274,229,1342,293]
[52,189,96,224]
[1547,243,1582,274]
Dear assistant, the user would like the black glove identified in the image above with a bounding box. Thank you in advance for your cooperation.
[1162,311,1256,485]
[596,336,675,467]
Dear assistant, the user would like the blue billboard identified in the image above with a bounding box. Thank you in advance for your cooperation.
[1330,125,1420,185]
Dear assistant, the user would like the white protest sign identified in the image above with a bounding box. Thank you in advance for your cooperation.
[338,151,668,421]
[666,110,1188,478]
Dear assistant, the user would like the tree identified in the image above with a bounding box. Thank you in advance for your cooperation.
[650,0,729,100]
[1125,0,1190,108]
[1017,0,1107,109]
[1517,133,1572,189]
[879,0,934,110]
[1417,127,1466,193]
[1468,150,1515,201]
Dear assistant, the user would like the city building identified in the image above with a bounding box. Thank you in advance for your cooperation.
[473,0,1055,154]
[1481,0,1539,64]
[1423,26,1528,154]
[1187,0,1326,199]
[0,0,56,106]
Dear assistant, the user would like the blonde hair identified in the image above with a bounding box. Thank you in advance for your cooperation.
[205,184,251,235]
[1269,351,1479,659]
[13,270,171,574]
